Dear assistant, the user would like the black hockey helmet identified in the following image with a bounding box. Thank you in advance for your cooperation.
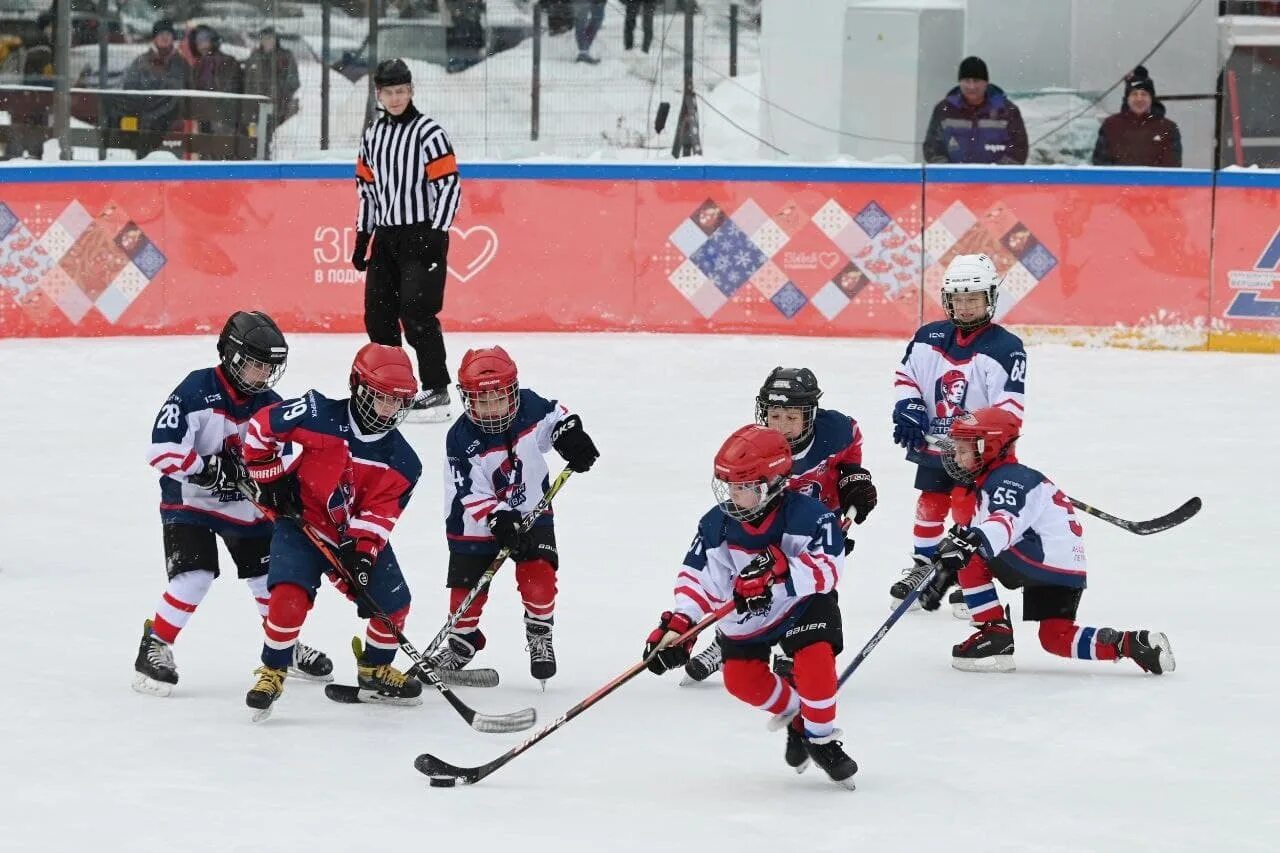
[754,367,823,452]
[216,310,288,396]
[374,58,412,88]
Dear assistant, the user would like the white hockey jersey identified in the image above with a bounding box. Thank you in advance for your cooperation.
[971,461,1088,588]
[672,492,845,642]
[444,389,571,555]
[895,320,1027,468]
[147,366,278,535]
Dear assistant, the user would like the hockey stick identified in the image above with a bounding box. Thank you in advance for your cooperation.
[422,467,574,659]
[763,561,940,731]
[236,483,537,734]
[415,600,737,787]
[1068,496,1201,536]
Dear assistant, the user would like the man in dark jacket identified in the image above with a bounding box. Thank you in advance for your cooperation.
[923,56,1028,165]
[118,20,189,158]
[242,26,300,146]
[1091,66,1181,168]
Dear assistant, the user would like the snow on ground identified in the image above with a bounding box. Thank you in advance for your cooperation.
[0,331,1275,852]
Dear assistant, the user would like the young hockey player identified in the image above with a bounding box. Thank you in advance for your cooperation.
[431,345,599,687]
[239,343,424,718]
[918,407,1175,675]
[134,311,332,697]
[644,425,857,788]
[683,366,877,683]
[890,253,1027,616]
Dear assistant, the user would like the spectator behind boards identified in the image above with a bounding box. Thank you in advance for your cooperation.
[1091,66,1182,168]
[924,56,1028,165]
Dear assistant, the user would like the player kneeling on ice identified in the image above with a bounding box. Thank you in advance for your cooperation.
[684,367,877,685]
[918,408,1175,675]
[644,425,857,788]
[134,311,332,697]
[240,344,425,717]
[433,346,599,687]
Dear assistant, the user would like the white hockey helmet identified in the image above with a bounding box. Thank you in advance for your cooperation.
[941,253,1000,331]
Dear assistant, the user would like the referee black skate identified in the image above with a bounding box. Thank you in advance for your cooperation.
[352,58,461,423]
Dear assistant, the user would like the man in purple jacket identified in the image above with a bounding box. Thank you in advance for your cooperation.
[924,56,1028,165]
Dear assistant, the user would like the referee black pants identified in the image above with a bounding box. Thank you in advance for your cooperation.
[364,223,451,391]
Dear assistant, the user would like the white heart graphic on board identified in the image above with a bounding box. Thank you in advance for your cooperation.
[447,225,499,282]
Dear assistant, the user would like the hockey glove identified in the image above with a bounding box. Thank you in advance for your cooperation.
[919,526,983,611]
[351,231,372,272]
[892,398,929,450]
[550,415,599,473]
[836,463,878,524]
[488,508,534,559]
[643,610,696,675]
[733,545,789,616]
[334,539,377,617]
[189,452,243,500]
[245,455,301,519]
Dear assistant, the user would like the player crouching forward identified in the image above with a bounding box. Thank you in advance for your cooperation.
[433,346,598,687]
[918,408,1174,675]
[684,366,876,684]
[135,311,332,697]
[644,425,857,788]
[241,344,425,717]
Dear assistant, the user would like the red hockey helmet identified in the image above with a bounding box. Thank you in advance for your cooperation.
[349,343,418,433]
[457,346,519,434]
[711,425,793,522]
[940,407,1021,482]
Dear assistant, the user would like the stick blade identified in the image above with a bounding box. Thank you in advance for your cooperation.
[470,705,537,733]
[1133,496,1202,535]
[415,753,482,786]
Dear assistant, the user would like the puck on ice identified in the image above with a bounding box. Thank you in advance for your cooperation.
[429,778,457,788]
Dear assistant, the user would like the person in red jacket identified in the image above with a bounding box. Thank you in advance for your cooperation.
[1091,66,1182,168]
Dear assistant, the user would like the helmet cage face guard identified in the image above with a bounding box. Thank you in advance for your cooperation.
[754,400,817,451]
[937,432,1014,483]
[459,381,520,434]
[224,348,286,395]
[711,474,787,522]
[353,382,414,433]
[941,285,998,332]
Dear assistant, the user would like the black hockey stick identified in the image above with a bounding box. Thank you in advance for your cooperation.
[236,482,536,734]
[416,601,736,787]
[420,467,574,660]
[1069,496,1201,536]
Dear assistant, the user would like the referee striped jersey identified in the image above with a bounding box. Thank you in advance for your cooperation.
[356,104,461,232]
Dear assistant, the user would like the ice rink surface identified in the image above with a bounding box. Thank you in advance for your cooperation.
[1,332,1275,852]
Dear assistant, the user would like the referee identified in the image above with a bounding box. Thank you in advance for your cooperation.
[352,58,461,422]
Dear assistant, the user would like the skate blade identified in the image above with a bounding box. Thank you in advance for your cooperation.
[831,776,857,790]
[791,758,811,774]
[249,705,274,723]
[356,688,424,707]
[889,597,921,612]
[951,604,971,621]
[1151,632,1176,674]
[952,655,1016,673]
[287,666,335,683]
[404,407,451,424]
[679,673,711,687]
[132,673,175,697]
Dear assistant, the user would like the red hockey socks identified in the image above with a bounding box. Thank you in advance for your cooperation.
[723,658,797,717]
[515,559,557,622]
[913,490,952,555]
[261,582,311,669]
[448,586,489,633]
[957,557,1005,623]
[364,604,410,666]
[1038,618,1119,661]
[791,642,838,738]
[149,569,216,645]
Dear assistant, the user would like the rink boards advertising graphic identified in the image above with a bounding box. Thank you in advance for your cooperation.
[1224,227,1280,321]
[0,199,166,328]
[0,163,1277,351]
